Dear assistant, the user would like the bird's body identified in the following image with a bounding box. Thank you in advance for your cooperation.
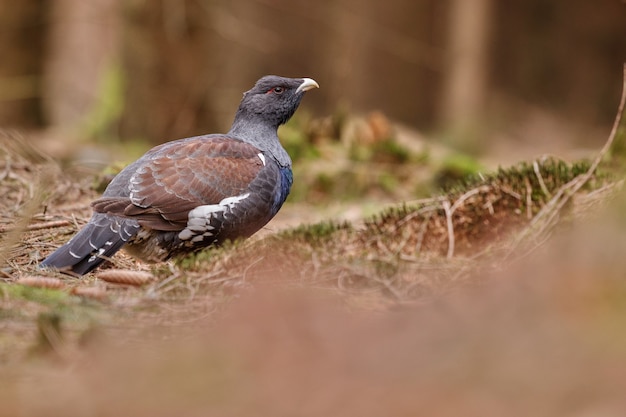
[41,76,318,275]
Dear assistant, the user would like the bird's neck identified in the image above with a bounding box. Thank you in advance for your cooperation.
[228,116,292,168]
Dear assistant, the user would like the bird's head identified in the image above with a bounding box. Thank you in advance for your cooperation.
[234,75,319,129]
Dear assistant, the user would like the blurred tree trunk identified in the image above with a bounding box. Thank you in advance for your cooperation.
[42,0,119,131]
[323,1,371,110]
[439,0,493,147]
[0,0,49,127]
[119,0,217,143]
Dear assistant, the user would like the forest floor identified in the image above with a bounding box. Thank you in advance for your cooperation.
[1,92,626,416]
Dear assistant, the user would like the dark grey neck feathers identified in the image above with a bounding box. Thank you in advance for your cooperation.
[227,75,318,168]
[228,113,292,168]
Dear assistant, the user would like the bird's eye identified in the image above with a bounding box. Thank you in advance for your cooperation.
[271,86,284,94]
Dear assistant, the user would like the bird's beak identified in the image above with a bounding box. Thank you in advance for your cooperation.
[296,78,319,93]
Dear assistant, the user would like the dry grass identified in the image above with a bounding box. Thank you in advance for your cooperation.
[4,216,626,416]
[0,66,625,415]
[0,107,621,317]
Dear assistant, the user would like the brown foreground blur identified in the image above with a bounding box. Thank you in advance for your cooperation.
[3,193,626,417]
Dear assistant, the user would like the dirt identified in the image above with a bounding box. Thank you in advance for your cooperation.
[0,119,624,416]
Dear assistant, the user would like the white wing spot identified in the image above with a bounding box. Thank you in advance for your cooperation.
[258,153,266,166]
[179,229,193,240]
[178,193,250,241]
[220,193,250,208]
[87,248,106,263]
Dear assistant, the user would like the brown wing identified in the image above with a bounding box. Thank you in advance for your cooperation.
[92,137,265,231]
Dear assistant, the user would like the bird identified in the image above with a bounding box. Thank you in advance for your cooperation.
[41,75,319,275]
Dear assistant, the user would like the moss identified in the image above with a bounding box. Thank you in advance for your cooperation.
[445,158,593,197]
[348,142,373,162]
[0,282,104,351]
[31,312,64,356]
[434,153,484,190]
[378,170,399,193]
[279,123,321,162]
[278,220,351,243]
[349,138,413,164]
[174,239,243,271]
[92,161,127,192]
[314,169,356,201]
[82,61,125,142]
[311,172,335,196]
[1,283,70,307]
[372,139,412,164]
[365,157,602,248]
[91,141,153,192]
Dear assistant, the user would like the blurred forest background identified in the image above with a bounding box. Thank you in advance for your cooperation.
[4,2,626,413]
[0,0,625,160]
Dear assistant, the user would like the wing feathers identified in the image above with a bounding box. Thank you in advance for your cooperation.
[93,137,266,232]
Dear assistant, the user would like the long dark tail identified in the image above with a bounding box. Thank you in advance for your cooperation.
[40,213,140,276]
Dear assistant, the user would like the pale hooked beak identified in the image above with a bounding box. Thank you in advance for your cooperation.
[296,78,320,93]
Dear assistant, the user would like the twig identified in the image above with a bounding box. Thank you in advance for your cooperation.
[482,198,495,215]
[414,211,433,253]
[524,177,533,220]
[511,63,626,254]
[590,64,626,169]
[26,220,72,231]
[533,160,552,198]
[534,64,626,230]
[394,227,413,256]
[376,237,394,258]
[438,185,491,259]
[0,155,10,181]
[450,186,489,213]
[400,196,448,207]
[147,271,183,297]
[442,200,455,259]
[499,185,522,200]
[397,205,440,228]
[241,256,265,282]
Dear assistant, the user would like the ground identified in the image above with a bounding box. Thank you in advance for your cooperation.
[1,101,626,415]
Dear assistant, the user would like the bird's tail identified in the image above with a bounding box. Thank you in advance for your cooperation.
[40,213,140,276]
